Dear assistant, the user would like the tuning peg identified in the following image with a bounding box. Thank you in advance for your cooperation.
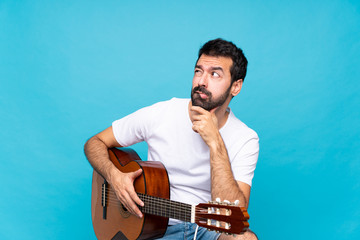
[225,222,230,229]
[207,204,212,226]
[216,197,221,203]
[233,200,240,206]
[216,207,221,215]
[216,220,220,227]
[223,200,230,205]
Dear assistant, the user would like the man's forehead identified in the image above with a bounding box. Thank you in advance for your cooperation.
[196,55,233,70]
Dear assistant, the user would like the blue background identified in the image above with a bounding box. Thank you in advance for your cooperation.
[1,0,359,239]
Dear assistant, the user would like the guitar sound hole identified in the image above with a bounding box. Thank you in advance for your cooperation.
[119,203,131,218]
[121,204,128,212]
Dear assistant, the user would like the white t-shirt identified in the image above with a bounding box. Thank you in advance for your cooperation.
[112,97,259,208]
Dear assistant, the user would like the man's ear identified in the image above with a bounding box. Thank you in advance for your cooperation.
[231,79,243,97]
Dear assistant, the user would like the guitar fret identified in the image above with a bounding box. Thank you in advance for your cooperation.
[138,193,192,222]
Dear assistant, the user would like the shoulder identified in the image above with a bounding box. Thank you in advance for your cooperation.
[130,98,185,116]
[225,110,259,140]
[221,109,259,154]
[165,97,190,107]
[143,97,189,117]
[133,97,189,125]
[149,97,189,109]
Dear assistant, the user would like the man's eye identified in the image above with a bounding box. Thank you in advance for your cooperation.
[194,70,202,75]
[212,72,220,77]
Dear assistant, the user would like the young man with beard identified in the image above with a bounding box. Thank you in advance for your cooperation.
[84,39,259,240]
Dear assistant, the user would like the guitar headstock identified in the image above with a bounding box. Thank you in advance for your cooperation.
[195,199,249,235]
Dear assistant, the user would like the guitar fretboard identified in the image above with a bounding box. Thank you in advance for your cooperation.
[137,193,192,222]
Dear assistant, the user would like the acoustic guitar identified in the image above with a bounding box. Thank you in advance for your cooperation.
[91,148,250,240]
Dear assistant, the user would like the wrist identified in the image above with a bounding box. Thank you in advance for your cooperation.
[208,132,224,151]
[107,165,120,183]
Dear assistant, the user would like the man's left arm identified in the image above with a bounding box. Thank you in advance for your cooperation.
[191,106,251,208]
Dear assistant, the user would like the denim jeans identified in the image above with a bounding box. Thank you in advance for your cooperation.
[156,222,221,240]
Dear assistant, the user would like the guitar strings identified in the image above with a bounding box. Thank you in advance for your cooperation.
[104,193,192,211]
[103,187,244,213]
[103,188,243,215]
[103,198,239,221]
[104,197,193,214]
[98,198,244,226]
[102,197,242,221]
[103,188,193,214]
[104,188,191,208]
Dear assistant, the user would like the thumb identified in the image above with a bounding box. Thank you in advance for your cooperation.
[210,107,218,114]
[131,168,143,179]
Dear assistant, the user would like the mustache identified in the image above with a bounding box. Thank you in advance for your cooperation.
[192,86,212,97]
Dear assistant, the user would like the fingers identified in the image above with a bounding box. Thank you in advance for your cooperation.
[190,106,220,147]
[191,106,217,128]
[192,112,212,122]
[191,106,212,122]
[112,169,144,218]
[190,105,218,114]
[119,187,143,218]
[192,117,207,132]
[190,105,208,115]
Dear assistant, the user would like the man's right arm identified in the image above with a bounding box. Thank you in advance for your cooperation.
[84,126,144,218]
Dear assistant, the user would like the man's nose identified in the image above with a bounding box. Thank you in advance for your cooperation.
[197,73,208,87]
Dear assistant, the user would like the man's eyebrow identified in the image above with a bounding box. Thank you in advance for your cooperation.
[195,64,202,69]
[211,67,224,72]
[195,65,224,72]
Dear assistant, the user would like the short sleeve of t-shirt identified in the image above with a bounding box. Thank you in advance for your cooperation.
[230,135,259,186]
[111,101,168,147]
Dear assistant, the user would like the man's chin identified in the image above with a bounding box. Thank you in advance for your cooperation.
[192,98,205,107]
[192,100,213,111]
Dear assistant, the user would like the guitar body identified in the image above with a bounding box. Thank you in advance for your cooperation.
[91,148,170,240]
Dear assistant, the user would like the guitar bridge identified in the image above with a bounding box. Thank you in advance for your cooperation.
[102,180,108,219]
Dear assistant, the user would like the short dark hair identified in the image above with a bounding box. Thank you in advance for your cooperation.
[197,38,248,83]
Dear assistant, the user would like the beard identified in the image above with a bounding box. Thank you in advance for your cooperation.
[191,85,231,111]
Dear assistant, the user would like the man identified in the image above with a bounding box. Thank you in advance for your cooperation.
[85,38,259,240]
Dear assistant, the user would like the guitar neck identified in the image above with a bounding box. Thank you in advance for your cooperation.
[138,193,193,222]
